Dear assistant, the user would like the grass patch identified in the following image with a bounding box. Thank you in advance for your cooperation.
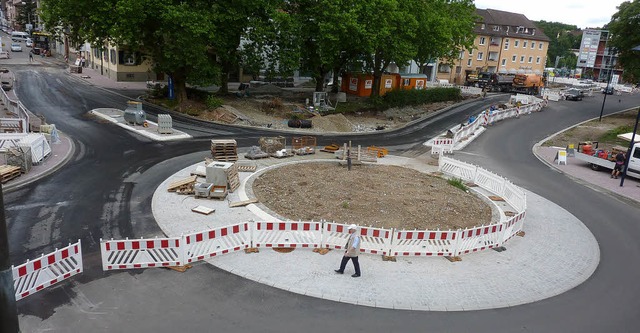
[598,125,635,144]
[447,178,468,192]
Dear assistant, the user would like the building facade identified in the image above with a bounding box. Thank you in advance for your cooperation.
[576,29,623,83]
[436,8,550,85]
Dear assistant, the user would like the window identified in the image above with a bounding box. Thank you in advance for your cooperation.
[455,66,461,74]
[512,55,517,62]
[469,49,473,56]
[539,43,543,50]
[634,147,640,159]
[531,42,535,49]
[119,51,137,65]
[501,59,506,66]
[523,41,528,48]
[528,56,533,63]
[438,64,451,73]
[459,51,465,59]
[536,56,541,64]
[110,49,116,65]
[520,55,525,63]
[493,25,500,31]
[467,59,472,66]
[517,26,525,33]
[481,23,485,29]
[504,38,510,50]
[477,52,484,61]
[514,40,520,48]
[479,37,486,45]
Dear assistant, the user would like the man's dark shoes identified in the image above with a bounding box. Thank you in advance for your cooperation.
[351,274,360,278]
[334,270,344,274]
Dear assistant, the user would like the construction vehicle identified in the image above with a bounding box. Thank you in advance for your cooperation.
[512,74,544,95]
[477,72,516,92]
[464,72,479,86]
[574,142,640,179]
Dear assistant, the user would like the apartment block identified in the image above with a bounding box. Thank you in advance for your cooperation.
[437,8,550,85]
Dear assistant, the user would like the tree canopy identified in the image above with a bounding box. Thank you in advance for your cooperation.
[534,20,580,69]
[608,0,640,83]
[39,0,477,100]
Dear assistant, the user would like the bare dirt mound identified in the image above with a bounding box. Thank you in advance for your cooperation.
[252,162,492,230]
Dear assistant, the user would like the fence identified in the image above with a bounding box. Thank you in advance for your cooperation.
[100,158,527,270]
[0,86,30,133]
[12,240,83,301]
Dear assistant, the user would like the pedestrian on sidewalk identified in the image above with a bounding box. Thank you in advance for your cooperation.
[612,151,626,179]
[28,51,33,62]
[334,224,361,277]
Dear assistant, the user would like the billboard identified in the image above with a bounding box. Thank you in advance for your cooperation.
[577,30,601,68]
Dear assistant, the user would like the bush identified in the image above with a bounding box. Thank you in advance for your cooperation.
[205,95,224,109]
[447,178,468,192]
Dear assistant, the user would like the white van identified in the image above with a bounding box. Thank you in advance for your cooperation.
[11,31,30,42]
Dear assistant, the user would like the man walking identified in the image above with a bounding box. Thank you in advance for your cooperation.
[335,224,361,277]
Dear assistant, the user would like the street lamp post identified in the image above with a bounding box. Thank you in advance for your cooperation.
[619,108,640,187]
[598,66,613,122]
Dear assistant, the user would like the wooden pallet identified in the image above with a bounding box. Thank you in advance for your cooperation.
[236,165,257,173]
[211,139,238,162]
[225,164,240,192]
[0,165,21,183]
[167,175,198,193]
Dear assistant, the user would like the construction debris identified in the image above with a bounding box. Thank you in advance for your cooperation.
[244,248,260,254]
[211,139,238,162]
[258,136,286,154]
[313,248,331,255]
[167,175,198,194]
[445,256,462,262]
[367,146,388,158]
[191,205,215,215]
[229,199,258,208]
[320,143,340,153]
[0,165,21,183]
[245,146,269,160]
[488,196,505,201]
[167,264,193,273]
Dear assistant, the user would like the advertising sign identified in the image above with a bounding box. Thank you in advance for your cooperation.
[577,30,601,68]
[349,78,358,91]
[384,79,392,89]
[365,80,372,89]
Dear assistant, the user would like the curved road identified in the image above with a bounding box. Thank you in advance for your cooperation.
[6,63,640,332]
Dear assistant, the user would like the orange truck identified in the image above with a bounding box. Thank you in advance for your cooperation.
[512,74,544,95]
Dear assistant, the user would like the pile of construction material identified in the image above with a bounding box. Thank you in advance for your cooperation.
[211,139,238,162]
[245,146,269,160]
[258,136,286,154]
[167,160,240,200]
[292,136,316,155]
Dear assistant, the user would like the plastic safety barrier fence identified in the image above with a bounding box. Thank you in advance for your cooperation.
[13,240,83,301]
[183,223,250,263]
[100,237,182,270]
[502,211,526,243]
[391,230,457,256]
[252,221,321,248]
[438,157,476,182]
[456,224,504,255]
[431,137,454,155]
[474,168,506,196]
[323,222,393,256]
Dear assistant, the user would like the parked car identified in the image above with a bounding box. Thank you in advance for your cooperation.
[565,88,584,101]
[25,38,33,47]
[10,43,22,52]
[603,86,615,94]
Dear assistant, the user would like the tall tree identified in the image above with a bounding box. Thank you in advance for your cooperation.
[413,0,476,74]
[359,0,418,97]
[535,20,580,68]
[608,0,640,83]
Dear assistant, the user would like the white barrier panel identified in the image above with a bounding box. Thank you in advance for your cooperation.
[19,133,52,164]
[438,156,476,181]
[502,211,526,243]
[252,221,321,248]
[183,223,250,263]
[456,224,503,255]
[101,237,182,270]
[431,137,454,155]
[323,223,392,256]
[13,240,83,301]
[391,230,457,256]
[503,182,527,212]
[474,168,505,196]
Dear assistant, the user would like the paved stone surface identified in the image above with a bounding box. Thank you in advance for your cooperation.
[152,153,600,311]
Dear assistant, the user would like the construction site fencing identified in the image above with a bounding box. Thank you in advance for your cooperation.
[183,223,251,263]
[252,221,321,249]
[0,86,29,133]
[12,240,83,301]
[430,138,454,155]
[100,237,183,270]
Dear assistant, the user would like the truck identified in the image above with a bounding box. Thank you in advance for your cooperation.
[512,74,544,95]
[477,72,515,92]
[574,142,640,179]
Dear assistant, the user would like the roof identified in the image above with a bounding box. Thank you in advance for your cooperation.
[475,8,550,42]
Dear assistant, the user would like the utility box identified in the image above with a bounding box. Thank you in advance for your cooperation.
[157,114,173,134]
[206,162,233,187]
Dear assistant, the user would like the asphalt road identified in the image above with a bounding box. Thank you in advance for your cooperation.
[5,62,640,332]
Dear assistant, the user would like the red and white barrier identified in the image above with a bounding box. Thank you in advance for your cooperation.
[100,237,182,270]
[252,221,321,248]
[183,223,250,263]
[431,137,454,155]
[502,211,526,243]
[456,224,504,255]
[322,222,392,256]
[391,230,457,256]
[13,240,83,301]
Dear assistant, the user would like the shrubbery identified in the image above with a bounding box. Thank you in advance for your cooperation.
[205,95,224,109]
[377,87,462,109]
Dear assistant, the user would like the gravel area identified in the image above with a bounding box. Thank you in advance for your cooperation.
[252,162,492,230]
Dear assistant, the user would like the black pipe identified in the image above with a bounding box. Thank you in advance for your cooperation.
[0,184,19,332]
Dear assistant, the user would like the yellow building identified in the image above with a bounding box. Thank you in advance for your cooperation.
[437,8,550,85]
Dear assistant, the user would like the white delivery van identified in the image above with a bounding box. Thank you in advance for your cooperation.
[11,31,30,42]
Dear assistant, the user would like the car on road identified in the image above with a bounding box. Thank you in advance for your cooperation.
[564,88,584,101]
[10,43,22,52]
[25,38,33,47]
[603,86,615,94]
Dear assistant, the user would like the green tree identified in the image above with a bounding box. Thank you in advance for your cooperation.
[608,0,640,83]
[535,20,580,68]
[413,0,476,74]
[16,0,37,32]
[359,0,418,97]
